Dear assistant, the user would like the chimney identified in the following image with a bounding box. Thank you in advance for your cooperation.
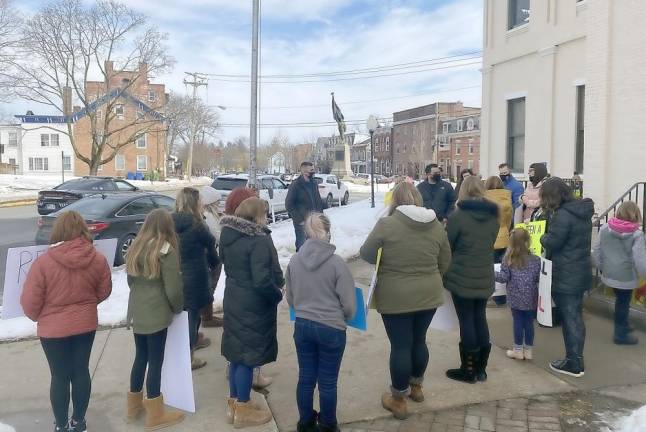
[62,86,72,117]
[138,62,148,82]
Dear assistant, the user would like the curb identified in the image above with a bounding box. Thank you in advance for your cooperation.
[0,198,37,208]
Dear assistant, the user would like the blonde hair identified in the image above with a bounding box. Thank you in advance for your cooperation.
[126,209,179,279]
[485,176,504,190]
[504,228,531,269]
[305,213,331,242]
[458,176,486,201]
[235,197,268,226]
[616,201,642,224]
[388,182,423,216]
[175,187,203,223]
[50,211,91,244]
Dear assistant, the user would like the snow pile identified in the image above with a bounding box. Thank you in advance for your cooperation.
[344,181,395,194]
[0,195,386,341]
[615,406,646,432]
[0,423,16,432]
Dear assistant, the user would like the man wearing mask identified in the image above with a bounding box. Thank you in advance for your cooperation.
[416,163,456,222]
[498,163,525,211]
[520,162,549,222]
[286,161,326,251]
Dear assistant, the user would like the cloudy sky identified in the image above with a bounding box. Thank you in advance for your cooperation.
[10,0,483,145]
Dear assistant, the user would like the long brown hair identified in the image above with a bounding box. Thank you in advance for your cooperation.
[458,176,486,201]
[50,211,91,244]
[485,176,504,190]
[235,197,268,226]
[175,187,203,223]
[126,209,179,279]
[504,228,531,268]
[616,201,642,223]
[388,182,423,216]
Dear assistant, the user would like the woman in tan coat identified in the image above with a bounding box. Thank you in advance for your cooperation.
[485,176,513,307]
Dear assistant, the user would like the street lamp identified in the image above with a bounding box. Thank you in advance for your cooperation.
[367,115,380,208]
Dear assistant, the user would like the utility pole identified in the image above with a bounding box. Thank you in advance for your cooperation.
[249,0,260,188]
[183,72,208,181]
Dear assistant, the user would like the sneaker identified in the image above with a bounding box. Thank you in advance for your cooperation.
[523,345,533,360]
[505,346,524,360]
[70,419,87,432]
[614,333,639,345]
[549,359,584,378]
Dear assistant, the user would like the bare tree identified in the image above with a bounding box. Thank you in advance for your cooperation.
[8,0,174,174]
[0,0,21,100]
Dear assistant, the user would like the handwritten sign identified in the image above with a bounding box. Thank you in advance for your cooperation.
[161,312,195,412]
[515,220,547,256]
[1,239,117,320]
[537,257,553,327]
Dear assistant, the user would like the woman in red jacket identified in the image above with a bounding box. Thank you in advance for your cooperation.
[21,211,112,432]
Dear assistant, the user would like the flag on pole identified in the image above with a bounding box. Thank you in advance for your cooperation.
[331,93,346,138]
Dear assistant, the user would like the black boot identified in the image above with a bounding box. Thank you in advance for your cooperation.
[297,411,319,432]
[476,343,491,382]
[446,343,478,384]
[318,423,340,432]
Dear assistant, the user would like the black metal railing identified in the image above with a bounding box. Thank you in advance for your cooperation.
[593,182,646,231]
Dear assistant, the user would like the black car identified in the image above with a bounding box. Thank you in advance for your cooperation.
[35,192,175,265]
[37,176,140,215]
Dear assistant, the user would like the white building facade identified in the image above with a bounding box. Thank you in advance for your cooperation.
[0,124,21,170]
[480,0,646,212]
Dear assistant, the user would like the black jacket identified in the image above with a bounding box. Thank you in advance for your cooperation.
[172,212,219,311]
[417,180,456,221]
[219,216,285,366]
[443,199,499,299]
[285,176,326,224]
[540,198,595,295]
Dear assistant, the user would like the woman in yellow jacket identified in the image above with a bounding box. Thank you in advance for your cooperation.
[485,176,513,306]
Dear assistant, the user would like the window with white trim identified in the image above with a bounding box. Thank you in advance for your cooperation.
[469,141,474,155]
[137,155,147,171]
[63,155,72,171]
[457,120,464,132]
[28,157,49,171]
[508,0,530,30]
[467,118,475,131]
[443,123,449,134]
[455,142,461,155]
[41,134,60,147]
[148,90,156,102]
[385,136,390,151]
[136,133,147,149]
[575,85,585,174]
[507,97,526,172]
[468,160,474,170]
[115,105,124,120]
[115,154,126,171]
[8,132,17,147]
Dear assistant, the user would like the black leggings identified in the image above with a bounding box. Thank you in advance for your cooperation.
[452,294,490,351]
[40,331,96,427]
[381,309,436,392]
[130,328,168,399]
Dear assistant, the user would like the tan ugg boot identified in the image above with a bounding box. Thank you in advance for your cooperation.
[143,395,185,430]
[227,398,236,424]
[381,391,409,420]
[252,367,273,390]
[409,384,424,402]
[233,401,272,429]
[126,391,144,422]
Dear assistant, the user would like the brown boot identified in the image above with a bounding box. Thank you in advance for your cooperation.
[381,391,409,420]
[126,391,144,422]
[191,351,207,370]
[252,367,273,390]
[201,303,224,328]
[143,394,185,430]
[195,333,211,350]
[233,400,272,429]
[226,397,235,424]
[409,384,424,403]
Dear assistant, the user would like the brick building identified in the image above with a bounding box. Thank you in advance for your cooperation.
[313,132,366,175]
[392,102,479,179]
[438,113,481,181]
[72,61,167,177]
[373,127,393,176]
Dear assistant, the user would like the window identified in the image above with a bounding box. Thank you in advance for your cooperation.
[327,176,336,185]
[468,160,474,170]
[385,136,390,151]
[575,85,585,174]
[40,134,49,147]
[469,142,474,155]
[28,157,49,171]
[115,154,125,171]
[96,110,103,121]
[63,155,72,171]
[115,180,136,191]
[508,0,530,30]
[507,97,526,172]
[8,132,17,147]
[148,90,156,102]
[467,118,475,131]
[9,158,15,166]
[137,111,145,120]
[456,144,461,155]
[272,179,286,190]
[50,134,59,147]
[115,105,124,120]
[443,123,449,134]
[136,133,147,149]
[118,197,156,217]
[457,120,464,132]
[136,155,147,171]
[153,196,175,210]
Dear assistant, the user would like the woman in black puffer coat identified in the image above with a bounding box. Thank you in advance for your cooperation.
[219,197,284,428]
[540,178,594,378]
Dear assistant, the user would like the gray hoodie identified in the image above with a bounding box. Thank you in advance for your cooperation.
[592,224,643,290]
[286,239,356,330]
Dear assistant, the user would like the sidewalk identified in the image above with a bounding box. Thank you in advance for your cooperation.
[1,259,644,432]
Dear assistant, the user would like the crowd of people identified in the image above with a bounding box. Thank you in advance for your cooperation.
[17,161,646,432]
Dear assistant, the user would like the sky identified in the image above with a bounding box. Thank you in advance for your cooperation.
[6,0,484,145]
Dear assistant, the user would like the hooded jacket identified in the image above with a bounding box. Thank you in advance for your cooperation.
[443,199,500,299]
[502,175,525,210]
[521,163,548,222]
[219,215,285,366]
[540,198,595,294]
[21,238,112,338]
[286,239,356,330]
[360,205,451,314]
[592,218,643,290]
[416,179,456,221]
[285,175,326,224]
[172,212,218,311]
[485,188,513,250]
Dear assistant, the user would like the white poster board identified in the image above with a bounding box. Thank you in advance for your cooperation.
[430,290,459,331]
[493,263,507,297]
[161,312,195,413]
[537,258,553,327]
[1,238,118,320]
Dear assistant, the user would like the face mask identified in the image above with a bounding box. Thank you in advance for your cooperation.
[432,174,442,182]
[529,175,536,183]
[500,174,509,181]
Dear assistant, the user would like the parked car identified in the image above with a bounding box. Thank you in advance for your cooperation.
[35,192,175,265]
[210,173,290,215]
[314,174,349,207]
[36,176,140,215]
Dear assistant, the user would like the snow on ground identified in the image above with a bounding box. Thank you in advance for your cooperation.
[0,174,212,202]
[0,195,386,341]
[0,423,16,432]
[614,406,646,432]
[344,181,395,194]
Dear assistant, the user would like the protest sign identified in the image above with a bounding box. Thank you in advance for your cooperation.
[161,312,195,412]
[515,220,547,256]
[289,287,367,331]
[430,290,459,331]
[365,248,382,311]
[537,257,553,327]
[1,238,117,320]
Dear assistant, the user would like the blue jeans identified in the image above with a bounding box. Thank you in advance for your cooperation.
[511,309,535,347]
[294,221,306,251]
[381,309,436,392]
[294,318,346,427]
[614,289,633,336]
[229,363,254,402]
[186,308,201,351]
[552,292,586,366]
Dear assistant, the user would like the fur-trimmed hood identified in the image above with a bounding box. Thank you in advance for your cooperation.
[219,215,270,248]
[457,198,499,221]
